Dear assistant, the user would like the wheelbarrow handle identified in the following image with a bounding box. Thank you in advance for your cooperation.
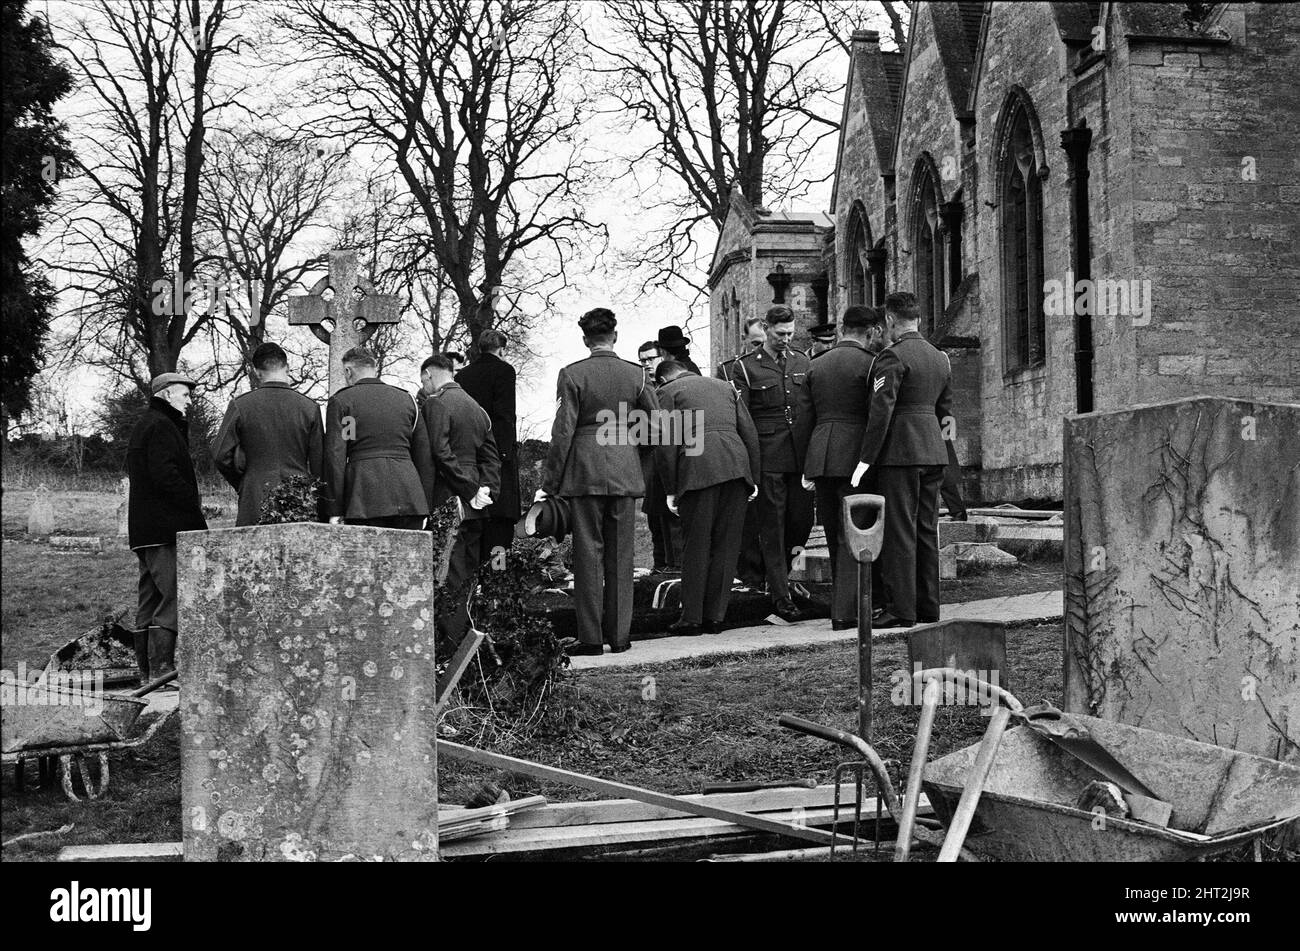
[912,667,1023,713]
[778,714,900,816]
[130,670,178,698]
[842,494,885,564]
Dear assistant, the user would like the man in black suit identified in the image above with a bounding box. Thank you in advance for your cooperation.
[656,325,701,375]
[655,361,761,635]
[213,343,324,526]
[639,340,682,572]
[421,353,501,641]
[851,292,953,628]
[455,330,520,555]
[543,308,660,655]
[324,347,432,529]
[803,306,876,629]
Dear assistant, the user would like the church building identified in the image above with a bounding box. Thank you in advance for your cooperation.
[709,2,1300,500]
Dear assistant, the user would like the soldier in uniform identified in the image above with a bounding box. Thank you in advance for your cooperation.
[640,341,683,573]
[420,352,501,641]
[324,347,432,529]
[732,305,814,622]
[654,360,761,635]
[805,321,838,357]
[716,316,769,591]
[851,293,953,628]
[213,342,324,526]
[455,329,521,554]
[542,308,659,656]
[715,317,767,384]
[803,306,877,629]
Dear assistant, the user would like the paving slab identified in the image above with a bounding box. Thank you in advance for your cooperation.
[567,590,1063,670]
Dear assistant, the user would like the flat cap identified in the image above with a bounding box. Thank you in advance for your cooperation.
[150,372,198,394]
[808,322,837,339]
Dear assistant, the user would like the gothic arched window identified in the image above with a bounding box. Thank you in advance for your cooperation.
[847,204,871,306]
[911,160,945,337]
[998,94,1046,370]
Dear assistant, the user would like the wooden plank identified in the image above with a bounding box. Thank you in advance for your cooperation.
[507,786,927,830]
[58,842,182,862]
[432,630,486,717]
[437,795,547,829]
[439,741,850,848]
[441,806,844,857]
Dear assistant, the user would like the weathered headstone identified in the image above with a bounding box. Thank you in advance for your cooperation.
[116,477,130,540]
[288,250,402,395]
[177,523,439,861]
[27,484,54,537]
[1064,396,1300,763]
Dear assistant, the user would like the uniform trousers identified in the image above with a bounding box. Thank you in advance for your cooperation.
[438,518,487,642]
[940,441,967,519]
[875,464,944,623]
[756,471,814,603]
[676,479,749,625]
[569,495,637,648]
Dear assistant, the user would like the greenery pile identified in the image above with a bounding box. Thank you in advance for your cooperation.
[257,475,327,525]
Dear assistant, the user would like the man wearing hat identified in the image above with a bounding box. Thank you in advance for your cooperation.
[126,372,209,683]
[851,292,953,628]
[806,322,838,358]
[655,325,700,375]
[324,347,432,529]
[655,361,761,635]
[732,305,815,622]
[456,329,522,554]
[543,308,660,655]
[802,306,878,629]
[212,342,324,526]
[642,338,684,573]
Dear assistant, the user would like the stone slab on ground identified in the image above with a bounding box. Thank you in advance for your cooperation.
[1064,396,1300,763]
[567,590,1063,670]
[177,523,440,861]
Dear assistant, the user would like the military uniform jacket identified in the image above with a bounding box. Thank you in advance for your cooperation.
[654,373,761,496]
[543,349,660,498]
[420,382,501,520]
[455,352,521,520]
[324,378,433,519]
[212,381,324,526]
[731,346,813,473]
[805,340,875,479]
[858,331,953,468]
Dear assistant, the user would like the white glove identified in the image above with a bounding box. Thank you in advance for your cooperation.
[666,494,678,515]
[851,462,870,488]
[801,476,815,492]
[748,485,759,502]
[469,486,492,510]
[534,488,549,502]
[329,516,343,525]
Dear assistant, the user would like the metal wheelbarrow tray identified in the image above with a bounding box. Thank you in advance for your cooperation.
[922,714,1300,862]
[1,684,148,753]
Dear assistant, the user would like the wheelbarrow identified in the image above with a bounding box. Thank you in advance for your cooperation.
[920,707,1300,861]
[2,672,180,801]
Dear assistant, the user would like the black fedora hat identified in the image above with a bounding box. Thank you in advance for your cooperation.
[656,325,691,349]
[525,496,571,542]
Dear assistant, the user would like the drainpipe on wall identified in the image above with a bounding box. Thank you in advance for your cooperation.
[1061,124,1094,414]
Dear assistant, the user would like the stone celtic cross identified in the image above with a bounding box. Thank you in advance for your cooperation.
[288,250,402,395]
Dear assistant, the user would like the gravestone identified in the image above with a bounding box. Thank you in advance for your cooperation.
[27,484,54,537]
[1064,397,1299,763]
[177,523,440,861]
[116,477,130,540]
[288,250,402,395]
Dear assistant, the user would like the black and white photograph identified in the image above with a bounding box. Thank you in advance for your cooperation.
[0,0,1296,926]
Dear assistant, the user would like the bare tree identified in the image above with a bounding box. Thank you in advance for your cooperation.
[49,0,248,380]
[279,0,606,356]
[590,0,907,293]
[195,128,350,385]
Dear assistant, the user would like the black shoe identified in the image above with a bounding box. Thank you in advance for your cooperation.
[701,620,721,635]
[831,619,856,631]
[949,513,968,522]
[789,582,813,605]
[668,620,702,636]
[918,616,940,624]
[609,642,632,654]
[773,599,803,623]
[873,612,914,629]
[562,640,603,656]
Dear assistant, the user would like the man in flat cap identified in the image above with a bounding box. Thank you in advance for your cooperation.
[543,308,659,655]
[324,347,432,528]
[212,342,323,526]
[126,372,208,684]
